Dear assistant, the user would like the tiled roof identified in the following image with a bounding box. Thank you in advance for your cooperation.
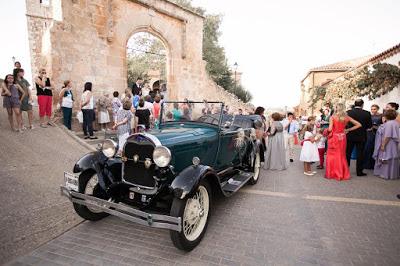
[368,42,400,64]
[310,55,372,72]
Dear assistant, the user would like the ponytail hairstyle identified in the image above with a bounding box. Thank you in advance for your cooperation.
[84,82,92,92]
[387,102,399,111]
[63,80,71,88]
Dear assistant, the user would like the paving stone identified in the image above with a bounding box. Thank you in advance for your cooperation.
[6,148,400,265]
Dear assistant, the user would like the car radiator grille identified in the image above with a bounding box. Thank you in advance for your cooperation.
[123,137,156,188]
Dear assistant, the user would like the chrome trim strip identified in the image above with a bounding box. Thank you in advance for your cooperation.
[60,186,181,231]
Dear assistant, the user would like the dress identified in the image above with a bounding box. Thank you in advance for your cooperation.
[373,120,400,180]
[265,121,287,170]
[363,114,382,169]
[17,78,32,111]
[299,131,320,162]
[97,96,110,124]
[325,117,351,180]
[3,85,20,108]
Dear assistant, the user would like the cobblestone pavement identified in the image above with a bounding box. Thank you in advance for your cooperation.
[7,140,400,266]
[0,109,85,263]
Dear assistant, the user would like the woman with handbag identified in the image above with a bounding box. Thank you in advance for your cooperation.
[264,112,287,170]
[59,80,74,130]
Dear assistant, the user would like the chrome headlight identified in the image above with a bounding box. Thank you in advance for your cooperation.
[153,146,171,167]
[102,139,117,158]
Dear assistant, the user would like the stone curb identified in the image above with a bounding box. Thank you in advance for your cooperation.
[54,123,96,152]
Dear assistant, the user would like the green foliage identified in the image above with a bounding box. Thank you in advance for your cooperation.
[310,62,400,108]
[308,86,326,110]
[357,63,400,100]
[127,32,166,88]
[170,0,252,103]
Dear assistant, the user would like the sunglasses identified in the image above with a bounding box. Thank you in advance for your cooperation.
[41,72,46,74]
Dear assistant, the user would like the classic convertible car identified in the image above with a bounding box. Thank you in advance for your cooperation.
[61,101,264,251]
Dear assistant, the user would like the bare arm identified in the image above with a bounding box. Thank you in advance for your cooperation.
[112,117,128,129]
[1,82,11,96]
[59,88,66,106]
[380,137,390,151]
[34,77,45,88]
[345,116,362,133]
[328,116,334,132]
[16,84,26,102]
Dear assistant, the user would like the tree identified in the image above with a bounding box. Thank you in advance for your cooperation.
[127,32,166,87]
[171,0,252,102]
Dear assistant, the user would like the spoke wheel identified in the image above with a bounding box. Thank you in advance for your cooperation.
[248,151,261,185]
[73,171,109,221]
[170,180,212,251]
[183,186,210,241]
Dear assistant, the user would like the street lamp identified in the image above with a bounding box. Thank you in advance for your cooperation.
[12,56,15,66]
[233,62,238,91]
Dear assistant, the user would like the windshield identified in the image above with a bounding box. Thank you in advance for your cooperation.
[160,101,225,126]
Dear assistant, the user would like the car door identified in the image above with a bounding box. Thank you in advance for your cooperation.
[215,129,241,172]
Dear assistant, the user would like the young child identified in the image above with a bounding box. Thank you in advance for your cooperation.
[111,91,122,123]
[112,100,133,154]
[315,128,326,169]
[300,124,320,175]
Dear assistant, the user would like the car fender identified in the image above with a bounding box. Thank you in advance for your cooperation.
[170,165,217,199]
[73,151,109,189]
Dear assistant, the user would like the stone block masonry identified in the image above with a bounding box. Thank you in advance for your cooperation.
[25,0,252,113]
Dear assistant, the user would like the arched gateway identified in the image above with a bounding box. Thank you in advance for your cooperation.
[25,0,249,110]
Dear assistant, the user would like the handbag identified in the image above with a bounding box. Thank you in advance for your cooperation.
[294,133,299,145]
[77,111,83,123]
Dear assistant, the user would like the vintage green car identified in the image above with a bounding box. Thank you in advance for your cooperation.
[61,101,264,251]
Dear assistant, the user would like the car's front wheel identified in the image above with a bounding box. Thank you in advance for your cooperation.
[73,171,109,221]
[170,180,211,251]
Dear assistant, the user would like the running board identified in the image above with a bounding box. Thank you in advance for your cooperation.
[221,171,253,194]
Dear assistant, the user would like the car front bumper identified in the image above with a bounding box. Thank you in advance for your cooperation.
[60,186,181,232]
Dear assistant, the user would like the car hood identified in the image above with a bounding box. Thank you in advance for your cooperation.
[150,124,218,147]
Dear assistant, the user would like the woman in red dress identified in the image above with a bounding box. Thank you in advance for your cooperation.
[325,103,361,181]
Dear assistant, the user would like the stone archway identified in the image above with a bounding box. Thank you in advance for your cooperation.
[25,0,250,111]
[125,29,169,97]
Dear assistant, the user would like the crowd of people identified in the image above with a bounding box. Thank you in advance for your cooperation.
[2,63,399,180]
[254,99,400,181]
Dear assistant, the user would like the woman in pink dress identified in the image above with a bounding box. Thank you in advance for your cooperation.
[325,103,361,181]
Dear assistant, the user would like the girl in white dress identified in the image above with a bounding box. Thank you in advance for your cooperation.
[300,124,320,175]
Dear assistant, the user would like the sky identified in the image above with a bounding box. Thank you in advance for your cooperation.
[1,0,399,109]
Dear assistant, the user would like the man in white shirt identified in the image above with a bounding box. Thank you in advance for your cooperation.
[283,112,299,162]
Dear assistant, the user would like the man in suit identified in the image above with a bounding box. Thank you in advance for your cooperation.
[346,99,372,176]
[132,77,143,96]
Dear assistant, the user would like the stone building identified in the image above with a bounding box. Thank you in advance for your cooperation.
[298,56,370,116]
[25,0,250,112]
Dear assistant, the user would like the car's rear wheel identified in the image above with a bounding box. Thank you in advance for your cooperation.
[248,150,261,185]
[73,171,109,221]
[170,180,211,251]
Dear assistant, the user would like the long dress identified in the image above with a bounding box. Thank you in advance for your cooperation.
[265,121,287,170]
[363,114,382,169]
[373,120,400,180]
[325,117,351,181]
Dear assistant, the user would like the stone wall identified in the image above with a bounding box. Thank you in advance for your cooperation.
[25,0,251,112]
